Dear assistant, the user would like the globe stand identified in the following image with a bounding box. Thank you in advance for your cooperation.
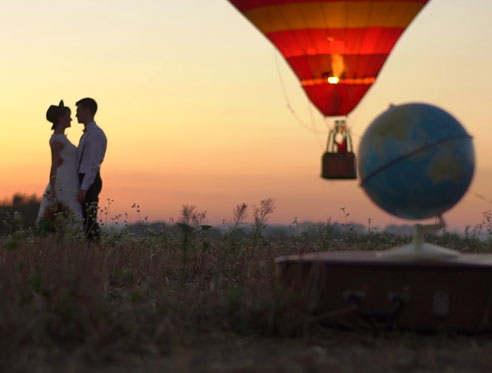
[377,216,460,259]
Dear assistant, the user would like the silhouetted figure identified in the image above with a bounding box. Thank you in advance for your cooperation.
[76,98,107,243]
[37,100,83,229]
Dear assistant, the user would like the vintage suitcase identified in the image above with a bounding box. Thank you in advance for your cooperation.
[275,251,492,332]
[321,152,357,179]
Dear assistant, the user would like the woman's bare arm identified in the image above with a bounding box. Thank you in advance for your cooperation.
[49,140,63,199]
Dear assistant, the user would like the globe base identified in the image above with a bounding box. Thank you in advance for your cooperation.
[377,241,460,259]
[377,217,460,259]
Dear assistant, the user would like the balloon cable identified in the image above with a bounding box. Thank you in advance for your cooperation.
[472,192,492,205]
[273,50,326,142]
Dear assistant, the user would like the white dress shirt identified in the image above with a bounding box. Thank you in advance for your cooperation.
[77,121,107,191]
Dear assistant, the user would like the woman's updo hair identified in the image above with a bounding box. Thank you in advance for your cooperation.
[46,100,68,130]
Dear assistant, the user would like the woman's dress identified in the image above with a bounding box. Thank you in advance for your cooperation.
[37,134,83,227]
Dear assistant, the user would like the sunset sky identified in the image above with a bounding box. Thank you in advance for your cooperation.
[1,0,492,230]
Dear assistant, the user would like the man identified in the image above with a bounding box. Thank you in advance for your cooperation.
[76,97,107,242]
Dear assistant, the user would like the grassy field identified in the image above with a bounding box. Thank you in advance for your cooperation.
[2,202,492,372]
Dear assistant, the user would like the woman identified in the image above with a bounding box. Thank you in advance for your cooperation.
[37,100,83,228]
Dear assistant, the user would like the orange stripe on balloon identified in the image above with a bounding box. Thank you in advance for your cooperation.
[230,0,429,13]
[301,77,376,86]
[243,1,426,32]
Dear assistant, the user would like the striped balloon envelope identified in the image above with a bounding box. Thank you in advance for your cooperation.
[228,0,430,117]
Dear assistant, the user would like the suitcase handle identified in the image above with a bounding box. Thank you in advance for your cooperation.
[344,290,411,322]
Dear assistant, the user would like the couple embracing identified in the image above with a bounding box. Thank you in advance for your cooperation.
[37,98,107,242]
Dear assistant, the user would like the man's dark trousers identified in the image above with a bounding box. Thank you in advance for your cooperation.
[79,172,102,242]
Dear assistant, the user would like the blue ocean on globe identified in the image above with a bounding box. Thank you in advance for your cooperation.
[358,103,475,220]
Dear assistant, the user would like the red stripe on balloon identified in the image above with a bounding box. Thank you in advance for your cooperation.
[286,54,390,80]
[303,82,373,116]
[267,27,405,57]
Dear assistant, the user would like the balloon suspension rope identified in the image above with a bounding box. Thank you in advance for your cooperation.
[273,50,326,142]
[472,192,492,205]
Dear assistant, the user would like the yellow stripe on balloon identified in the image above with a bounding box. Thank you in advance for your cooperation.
[244,1,426,33]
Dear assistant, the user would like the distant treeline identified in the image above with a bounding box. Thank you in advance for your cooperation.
[0,193,423,238]
[0,194,40,234]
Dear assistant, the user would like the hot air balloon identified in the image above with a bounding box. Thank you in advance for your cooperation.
[228,0,430,179]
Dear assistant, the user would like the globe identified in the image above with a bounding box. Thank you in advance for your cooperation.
[358,103,475,220]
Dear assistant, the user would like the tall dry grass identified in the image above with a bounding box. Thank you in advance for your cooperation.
[2,202,492,370]
[0,200,307,368]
